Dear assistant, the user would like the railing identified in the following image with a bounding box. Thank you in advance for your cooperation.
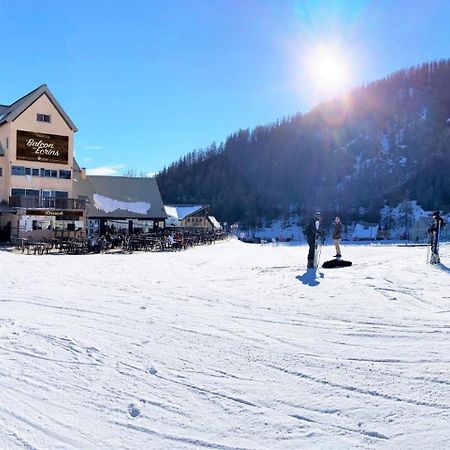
[9,196,86,210]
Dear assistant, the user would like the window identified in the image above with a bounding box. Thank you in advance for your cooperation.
[11,188,26,197]
[25,189,39,197]
[32,168,40,176]
[42,190,53,197]
[59,170,71,179]
[55,191,69,198]
[11,166,25,175]
[0,167,2,176]
[37,113,51,123]
[41,169,58,177]
[25,167,31,175]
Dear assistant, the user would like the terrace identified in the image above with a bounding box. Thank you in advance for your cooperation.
[9,196,86,210]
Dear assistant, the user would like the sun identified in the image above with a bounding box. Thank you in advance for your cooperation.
[306,44,351,97]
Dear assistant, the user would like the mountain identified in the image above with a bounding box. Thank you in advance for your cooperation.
[156,60,450,227]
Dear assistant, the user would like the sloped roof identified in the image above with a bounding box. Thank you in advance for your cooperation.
[164,204,208,220]
[164,205,179,219]
[0,84,77,131]
[74,168,167,219]
[208,216,222,229]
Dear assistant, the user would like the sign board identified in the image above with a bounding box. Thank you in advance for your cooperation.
[26,209,83,219]
[16,130,69,164]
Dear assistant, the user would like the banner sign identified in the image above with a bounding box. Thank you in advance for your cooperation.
[16,130,69,164]
[26,209,83,218]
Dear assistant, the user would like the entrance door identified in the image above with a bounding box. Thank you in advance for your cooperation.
[0,221,11,242]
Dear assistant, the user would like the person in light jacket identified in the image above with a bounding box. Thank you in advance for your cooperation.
[332,216,343,258]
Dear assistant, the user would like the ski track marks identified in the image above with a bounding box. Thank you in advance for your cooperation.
[0,241,449,449]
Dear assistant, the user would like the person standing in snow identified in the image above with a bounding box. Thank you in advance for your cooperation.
[332,216,343,258]
[428,211,445,263]
[304,212,324,268]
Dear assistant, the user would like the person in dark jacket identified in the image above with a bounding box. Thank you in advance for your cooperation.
[332,216,343,258]
[304,212,324,268]
[428,211,445,263]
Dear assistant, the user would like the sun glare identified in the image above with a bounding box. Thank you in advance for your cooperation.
[306,44,352,98]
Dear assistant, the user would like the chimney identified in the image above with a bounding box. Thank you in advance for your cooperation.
[80,167,86,180]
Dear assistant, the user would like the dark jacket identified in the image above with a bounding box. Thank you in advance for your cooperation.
[332,222,343,240]
[304,218,324,241]
[428,216,445,234]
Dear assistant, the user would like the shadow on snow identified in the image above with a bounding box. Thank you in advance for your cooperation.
[296,269,324,287]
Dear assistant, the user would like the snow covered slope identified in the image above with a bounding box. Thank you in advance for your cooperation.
[1,239,449,449]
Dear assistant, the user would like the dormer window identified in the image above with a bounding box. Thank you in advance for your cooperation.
[37,113,51,123]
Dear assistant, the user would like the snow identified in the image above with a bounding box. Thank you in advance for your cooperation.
[352,223,378,240]
[164,206,181,227]
[242,218,302,241]
[208,216,222,230]
[93,193,151,215]
[1,239,450,449]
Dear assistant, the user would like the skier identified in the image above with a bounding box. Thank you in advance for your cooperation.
[304,212,325,268]
[428,211,445,264]
[332,216,343,258]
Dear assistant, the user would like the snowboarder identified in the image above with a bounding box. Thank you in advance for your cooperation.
[332,216,343,258]
[304,212,325,268]
[428,211,445,264]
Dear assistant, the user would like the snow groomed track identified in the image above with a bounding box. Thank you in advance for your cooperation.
[1,239,449,449]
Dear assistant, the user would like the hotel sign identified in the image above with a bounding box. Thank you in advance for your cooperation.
[26,209,83,218]
[16,130,69,164]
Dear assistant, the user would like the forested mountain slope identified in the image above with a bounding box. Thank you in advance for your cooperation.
[157,60,450,226]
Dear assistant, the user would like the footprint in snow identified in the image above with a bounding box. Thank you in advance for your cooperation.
[128,403,141,418]
[147,367,158,375]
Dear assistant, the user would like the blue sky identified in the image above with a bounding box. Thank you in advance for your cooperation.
[1,0,449,175]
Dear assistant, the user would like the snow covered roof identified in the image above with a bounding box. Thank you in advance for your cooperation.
[74,168,167,219]
[0,84,78,131]
[208,216,222,230]
[164,204,208,220]
[164,205,178,219]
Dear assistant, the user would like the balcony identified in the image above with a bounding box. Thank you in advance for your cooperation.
[9,196,86,210]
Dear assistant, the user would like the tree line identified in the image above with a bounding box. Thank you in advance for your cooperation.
[156,59,450,228]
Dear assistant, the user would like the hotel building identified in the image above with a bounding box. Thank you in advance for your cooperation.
[0,85,84,242]
[1,85,167,243]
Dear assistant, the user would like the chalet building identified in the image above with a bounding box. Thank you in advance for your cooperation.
[73,163,167,236]
[0,85,84,242]
[164,204,221,230]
